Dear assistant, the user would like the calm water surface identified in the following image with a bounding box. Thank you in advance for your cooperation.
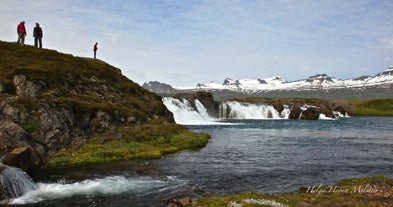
[21,117,393,206]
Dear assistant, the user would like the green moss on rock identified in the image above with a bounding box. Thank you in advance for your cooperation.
[48,123,210,168]
[196,176,393,207]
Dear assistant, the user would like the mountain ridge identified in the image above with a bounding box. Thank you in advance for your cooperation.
[144,67,393,100]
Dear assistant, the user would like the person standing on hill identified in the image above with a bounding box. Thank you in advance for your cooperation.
[93,42,98,59]
[33,23,43,48]
[17,21,27,45]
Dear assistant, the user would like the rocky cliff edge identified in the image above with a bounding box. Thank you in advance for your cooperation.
[0,41,209,170]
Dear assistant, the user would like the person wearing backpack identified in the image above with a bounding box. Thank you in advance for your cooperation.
[17,21,27,45]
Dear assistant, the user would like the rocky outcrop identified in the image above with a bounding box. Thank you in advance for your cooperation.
[1,72,173,169]
[1,147,41,174]
[301,107,320,120]
[0,41,175,172]
[13,74,46,98]
[289,106,302,119]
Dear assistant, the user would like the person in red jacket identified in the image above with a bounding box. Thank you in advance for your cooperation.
[93,42,98,59]
[17,21,27,45]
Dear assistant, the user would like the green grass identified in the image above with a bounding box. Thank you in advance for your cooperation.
[0,40,166,121]
[48,123,210,168]
[0,40,209,168]
[344,99,393,116]
[196,176,393,207]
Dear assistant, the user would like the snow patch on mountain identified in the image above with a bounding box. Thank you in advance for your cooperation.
[194,67,393,92]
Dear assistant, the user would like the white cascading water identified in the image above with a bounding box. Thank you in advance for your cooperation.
[0,162,181,205]
[162,97,218,125]
[9,176,175,205]
[163,97,343,122]
[0,162,37,200]
[219,101,290,119]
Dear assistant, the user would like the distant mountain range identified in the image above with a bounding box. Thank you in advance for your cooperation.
[143,67,393,100]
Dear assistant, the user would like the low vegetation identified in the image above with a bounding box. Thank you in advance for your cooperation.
[0,40,209,168]
[196,176,393,207]
[345,99,393,116]
[49,123,210,168]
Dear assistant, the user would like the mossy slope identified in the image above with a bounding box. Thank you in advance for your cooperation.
[0,41,209,168]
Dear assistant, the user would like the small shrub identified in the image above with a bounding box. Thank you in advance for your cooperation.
[22,119,41,133]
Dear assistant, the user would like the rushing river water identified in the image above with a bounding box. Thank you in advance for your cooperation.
[6,117,393,207]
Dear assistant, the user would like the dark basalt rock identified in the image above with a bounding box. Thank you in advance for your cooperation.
[1,147,41,175]
[301,107,320,120]
[289,106,302,119]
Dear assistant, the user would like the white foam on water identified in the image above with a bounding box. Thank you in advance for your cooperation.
[318,113,337,120]
[9,176,171,205]
[0,163,37,199]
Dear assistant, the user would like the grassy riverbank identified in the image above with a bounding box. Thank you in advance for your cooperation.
[195,176,393,207]
[48,122,210,168]
[0,40,210,169]
[345,98,393,116]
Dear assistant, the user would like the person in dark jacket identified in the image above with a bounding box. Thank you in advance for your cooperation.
[33,23,43,48]
[93,42,98,59]
[17,21,27,45]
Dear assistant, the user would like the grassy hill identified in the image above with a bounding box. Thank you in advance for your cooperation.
[0,41,209,168]
[345,98,393,116]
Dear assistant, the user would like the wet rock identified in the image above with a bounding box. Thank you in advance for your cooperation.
[272,102,284,113]
[301,107,320,120]
[334,106,347,116]
[178,197,191,206]
[135,164,163,176]
[319,107,335,118]
[1,147,41,174]
[165,196,192,207]
[289,106,302,119]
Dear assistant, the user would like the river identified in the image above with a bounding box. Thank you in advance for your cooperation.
[5,117,392,207]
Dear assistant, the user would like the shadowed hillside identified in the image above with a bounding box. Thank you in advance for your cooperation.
[0,41,209,169]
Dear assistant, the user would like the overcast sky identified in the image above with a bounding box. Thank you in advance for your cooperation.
[1,0,393,87]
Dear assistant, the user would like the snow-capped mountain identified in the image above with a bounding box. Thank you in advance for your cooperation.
[142,81,177,93]
[195,67,393,92]
[144,67,393,99]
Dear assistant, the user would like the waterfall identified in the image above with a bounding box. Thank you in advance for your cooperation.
[219,101,290,119]
[163,97,343,122]
[0,162,37,200]
[162,97,217,125]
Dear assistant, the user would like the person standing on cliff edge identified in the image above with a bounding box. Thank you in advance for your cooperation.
[33,23,43,48]
[93,42,98,59]
[17,21,27,45]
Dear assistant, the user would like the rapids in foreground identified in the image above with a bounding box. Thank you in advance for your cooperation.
[0,117,392,206]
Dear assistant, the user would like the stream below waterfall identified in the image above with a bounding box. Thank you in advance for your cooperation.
[1,117,392,206]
